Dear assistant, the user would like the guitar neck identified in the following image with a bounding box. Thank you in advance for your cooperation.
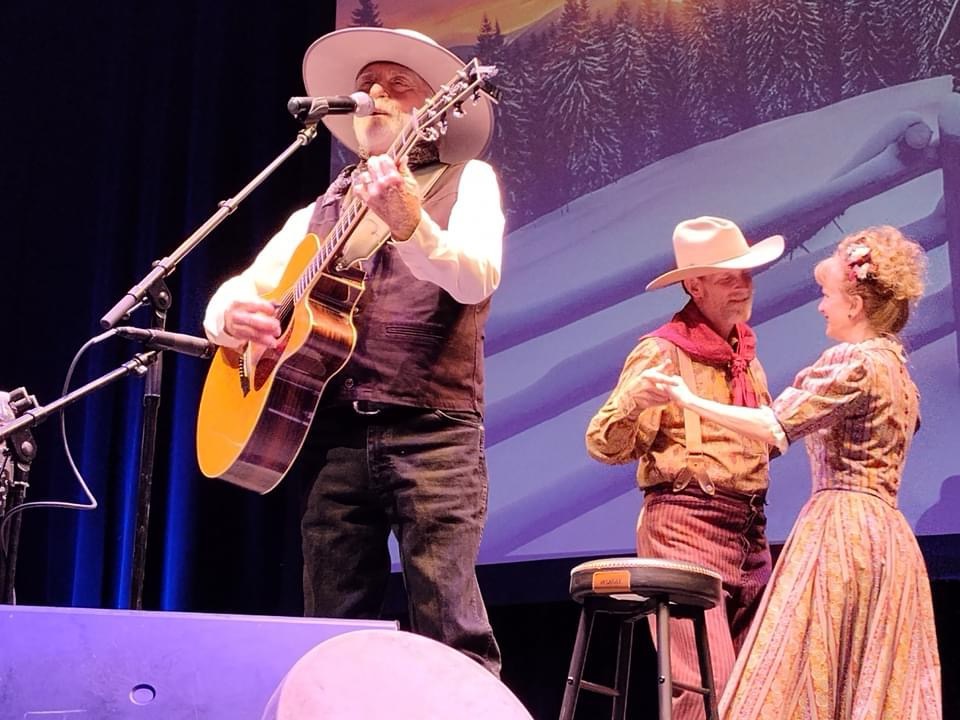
[290,111,431,308]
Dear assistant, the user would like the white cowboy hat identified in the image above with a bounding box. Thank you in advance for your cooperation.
[645,216,785,291]
[302,27,495,164]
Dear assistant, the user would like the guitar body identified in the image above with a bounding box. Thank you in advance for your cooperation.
[196,233,364,493]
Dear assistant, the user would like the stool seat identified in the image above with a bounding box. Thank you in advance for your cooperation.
[569,557,722,609]
[560,557,721,720]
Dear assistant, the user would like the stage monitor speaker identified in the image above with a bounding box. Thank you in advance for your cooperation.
[0,604,396,718]
[261,629,534,720]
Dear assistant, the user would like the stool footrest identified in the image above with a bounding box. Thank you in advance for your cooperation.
[673,679,711,696]
[579,680,619,698]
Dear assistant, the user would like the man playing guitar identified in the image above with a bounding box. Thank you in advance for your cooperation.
[201,27,503,676]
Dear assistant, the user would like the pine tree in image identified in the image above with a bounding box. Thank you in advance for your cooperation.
[539,0,622,200]
[842,0,901,97]
[647,1,696,157]
[889,0,923,81]
[716,0,759,132]
[351,0,383,27]
[679,0,739,142]
[606,1,657,175]
[473,17,537,226]
[516,27,564,221]
[631,0,670,164]
[745,0,827,121]
[475,14,505,66]
[819,0,846,104]
[914,0,960,78]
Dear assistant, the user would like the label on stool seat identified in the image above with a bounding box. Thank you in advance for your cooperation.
[592,570,631,593]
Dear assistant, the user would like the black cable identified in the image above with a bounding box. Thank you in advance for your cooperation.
[0,330,117,553]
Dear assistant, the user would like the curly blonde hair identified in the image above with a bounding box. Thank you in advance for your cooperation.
[835,225,926,335]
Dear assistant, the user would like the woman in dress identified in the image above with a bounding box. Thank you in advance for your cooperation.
[651,225,941,719]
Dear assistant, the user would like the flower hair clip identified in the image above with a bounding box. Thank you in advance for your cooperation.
[845,244,872,281]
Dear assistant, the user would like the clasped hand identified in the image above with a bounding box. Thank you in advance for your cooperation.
[617,360,695,410]
[615,360,667,408]
[645,368,693,407]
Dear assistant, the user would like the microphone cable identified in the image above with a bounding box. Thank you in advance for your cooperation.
[0,330,116,556]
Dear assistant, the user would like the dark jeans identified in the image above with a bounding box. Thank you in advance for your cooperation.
[299,404,501,676]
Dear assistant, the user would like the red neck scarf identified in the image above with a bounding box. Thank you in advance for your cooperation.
[647,301,759,408]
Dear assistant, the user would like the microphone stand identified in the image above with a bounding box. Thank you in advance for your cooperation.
[0,356,158,603]
[129,282,168,611]
[99,123,321,609]
[0,388,39,604]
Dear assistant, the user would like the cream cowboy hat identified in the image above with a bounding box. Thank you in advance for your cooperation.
[645,216,785,291]
[302,27,495,164]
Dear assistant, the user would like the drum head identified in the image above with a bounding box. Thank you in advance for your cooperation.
[262,629,532,719]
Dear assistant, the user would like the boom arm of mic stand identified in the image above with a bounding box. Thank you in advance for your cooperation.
[100,123,320,329]
[0,353,158,603]
[0,353,159,443]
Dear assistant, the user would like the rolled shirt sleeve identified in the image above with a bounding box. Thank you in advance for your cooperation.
[586,339,666,465]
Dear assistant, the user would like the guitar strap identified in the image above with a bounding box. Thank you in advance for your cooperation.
[337,163,450,269]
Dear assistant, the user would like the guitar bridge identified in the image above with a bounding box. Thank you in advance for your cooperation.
[239,350,251,397]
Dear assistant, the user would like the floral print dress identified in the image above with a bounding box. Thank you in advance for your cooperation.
[720,338,941,719]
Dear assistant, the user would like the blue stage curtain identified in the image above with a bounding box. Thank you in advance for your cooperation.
[0,0,336,612]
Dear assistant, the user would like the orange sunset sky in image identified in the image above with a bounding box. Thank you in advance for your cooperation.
[336,0,626,47]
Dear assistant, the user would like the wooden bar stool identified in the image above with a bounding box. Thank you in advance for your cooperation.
[559,557,722,720]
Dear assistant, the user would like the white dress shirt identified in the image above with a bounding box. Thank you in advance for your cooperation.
[203,159,504,349]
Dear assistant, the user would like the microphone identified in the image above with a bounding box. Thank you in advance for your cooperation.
[287,92,375,121]
[115,327,215,359]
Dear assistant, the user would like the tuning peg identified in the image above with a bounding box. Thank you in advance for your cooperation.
[418,126,441,143]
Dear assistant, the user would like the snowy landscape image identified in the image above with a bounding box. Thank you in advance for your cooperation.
[337,0,960,563]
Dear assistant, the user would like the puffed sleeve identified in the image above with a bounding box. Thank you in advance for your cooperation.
[772,343,871,444]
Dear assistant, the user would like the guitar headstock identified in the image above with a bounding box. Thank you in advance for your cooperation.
[394,60,499,151]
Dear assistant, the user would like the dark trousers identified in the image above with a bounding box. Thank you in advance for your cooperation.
[299,404,501,676]
[637,486,771,720]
